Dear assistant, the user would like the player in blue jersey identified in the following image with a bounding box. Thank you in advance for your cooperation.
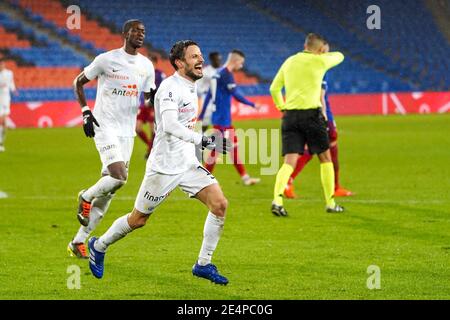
[199,50,261,186]
[284,43,353,198]
[197,52,222,134]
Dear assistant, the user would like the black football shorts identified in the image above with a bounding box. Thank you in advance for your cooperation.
[281,108,330,156]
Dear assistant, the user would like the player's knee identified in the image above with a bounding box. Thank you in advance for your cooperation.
[135,122,143,133]
[210,196,228,217]
[284,153,298,168]
[318,150,332,163]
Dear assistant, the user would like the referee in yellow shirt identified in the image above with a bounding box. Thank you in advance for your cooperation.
[270,33,345,216]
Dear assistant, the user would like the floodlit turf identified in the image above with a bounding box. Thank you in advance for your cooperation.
[0,114,449,299]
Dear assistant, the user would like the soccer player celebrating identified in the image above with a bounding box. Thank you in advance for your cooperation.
[200,50,261,186]
[284,42,353,199]
[136,54,166,159]
[88,40,231,285]
[0,58,17,152]
[196,52,222,134]
[67,20,156,259]
[270,33,345,216]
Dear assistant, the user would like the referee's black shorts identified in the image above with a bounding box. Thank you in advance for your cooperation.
[281,108,329,156]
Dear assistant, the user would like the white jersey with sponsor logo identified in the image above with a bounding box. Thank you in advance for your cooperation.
[84,48,155,137]
[149,72,200,175]
[0,69,15,102]
[196,64,218,96]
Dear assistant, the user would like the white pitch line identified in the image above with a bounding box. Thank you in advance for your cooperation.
[0,191,8,199]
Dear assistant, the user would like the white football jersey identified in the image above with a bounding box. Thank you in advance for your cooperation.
[0,69,16,101]
[84,48,155,137]
[196,65,218,96]
[149,72,200,174]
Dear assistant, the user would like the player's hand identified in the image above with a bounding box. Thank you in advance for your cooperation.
[82,109,99,138]
[200,132,232,154]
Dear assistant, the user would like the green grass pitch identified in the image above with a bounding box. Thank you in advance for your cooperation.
[0,114,449,299]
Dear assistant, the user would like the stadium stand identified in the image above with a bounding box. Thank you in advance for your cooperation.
[69,0,449,92]
[0,0,448,103]
[19,0,132,54]
[308,0,450,91]
[0,26,31,49]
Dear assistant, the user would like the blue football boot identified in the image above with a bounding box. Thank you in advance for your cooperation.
[88,237,105,279]
[192,263,229,285]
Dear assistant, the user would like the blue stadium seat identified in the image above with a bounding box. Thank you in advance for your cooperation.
[2,0,449,100]
[67,0,450,93]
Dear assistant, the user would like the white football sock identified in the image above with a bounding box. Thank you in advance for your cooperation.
[198,212,225,266]
[72,194,114,244]
[82,176,124,202]
[94,214,132,252]
[0,126,4,144]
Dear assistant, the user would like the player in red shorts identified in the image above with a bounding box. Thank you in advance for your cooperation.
[199,50,261,185]
[284,42,353,198]
[136,54,166,158]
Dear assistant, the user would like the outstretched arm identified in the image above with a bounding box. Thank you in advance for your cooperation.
[224,71,256,108]
[321,52,345,70]
[229,86,255,107]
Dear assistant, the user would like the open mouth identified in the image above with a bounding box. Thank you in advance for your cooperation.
[194,64,203,72]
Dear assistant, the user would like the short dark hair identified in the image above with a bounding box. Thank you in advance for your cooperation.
[169,40,199,70]
[209,52,220,60]
[122,19,143,34]
[231,49,245,58]
[305,33,326,49]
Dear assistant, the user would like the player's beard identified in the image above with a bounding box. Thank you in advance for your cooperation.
[185,66,203,81]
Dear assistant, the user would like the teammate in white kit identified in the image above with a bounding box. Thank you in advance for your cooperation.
[88,40,232,285]
[0,58,17,152]
[196,52,222,134]
[67,20,156,259]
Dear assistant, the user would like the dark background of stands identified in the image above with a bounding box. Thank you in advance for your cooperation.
[0,0,449,102]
